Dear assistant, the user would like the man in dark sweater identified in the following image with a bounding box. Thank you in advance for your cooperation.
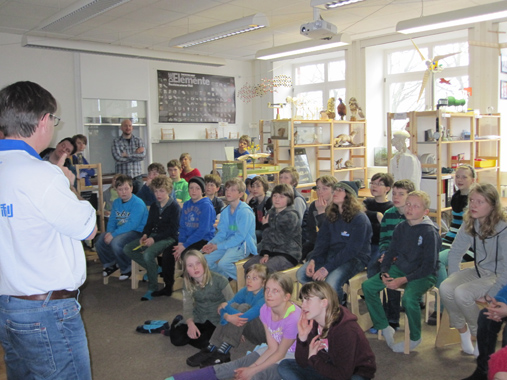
[362,190,440,353]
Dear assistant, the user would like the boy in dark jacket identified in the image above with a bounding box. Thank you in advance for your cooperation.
[124,175,180,301]
[362,190,440,353]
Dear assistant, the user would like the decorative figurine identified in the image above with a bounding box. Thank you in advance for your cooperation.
[335,158,343,170]
[334,131,357,147]
[344,160,354,168]
[348,97,365,121]
[326,97,336,120]
[337,98,347,120]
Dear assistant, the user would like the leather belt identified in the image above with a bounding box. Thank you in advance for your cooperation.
[12,290,78,301]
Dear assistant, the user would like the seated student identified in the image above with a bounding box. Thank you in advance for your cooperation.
[303,175,338,261]
[124,175,180,301]
[165,272,301,380]
[186,264,268,368]
[297,181,371,304]
[430,164,476,325]
[278,281,376,380]
[167,159,190,206]
[244,184,301,273]
[40,137,78,190]
[362,190,439,353]
[279,166,306,227]
[71,134,95,186]
[247,176,273,243]
[364,173,394,278]
[462,284,507,380]
[136,162,166,206]
[167,250,234,349]
[234,134,250,160]
[96,174,148,281]
[202,178,257,280]
[440,183,507,356]
[155,176,216,297]
[204,174,224,216]
[370,179,415,333]
[180,153,202,182]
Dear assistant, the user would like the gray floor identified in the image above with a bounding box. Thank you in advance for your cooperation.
[81,261,480,380]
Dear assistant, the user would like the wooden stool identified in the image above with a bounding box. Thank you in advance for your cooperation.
[131,259,183,291]
[342,271,372,331]
[103,268,121,284]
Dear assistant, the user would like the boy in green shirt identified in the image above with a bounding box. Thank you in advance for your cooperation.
[167,159,190,206]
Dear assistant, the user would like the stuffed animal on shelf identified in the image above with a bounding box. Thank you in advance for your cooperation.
[337,98,347,120]
[344,160,354,168]
[348,97,365,121]
[334,131,357,147]
[335,158,343,170]
[326,97,336,120]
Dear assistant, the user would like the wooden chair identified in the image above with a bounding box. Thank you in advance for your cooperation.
[342,271,373,331]
[131,258,184,291]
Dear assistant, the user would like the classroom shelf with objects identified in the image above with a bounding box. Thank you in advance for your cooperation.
[259,119,367,191]
[387,111,500,227]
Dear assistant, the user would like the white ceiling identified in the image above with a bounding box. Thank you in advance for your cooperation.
[0,0,504,60]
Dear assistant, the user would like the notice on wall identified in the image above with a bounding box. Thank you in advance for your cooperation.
[158,70,236,123]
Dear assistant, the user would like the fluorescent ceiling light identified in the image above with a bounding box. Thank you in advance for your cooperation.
[21,35,225,66]
[255,34,351,60]
[396,1,507,34]
[311,0,364,10]
[37,0,131,33]
[169,13,269,48]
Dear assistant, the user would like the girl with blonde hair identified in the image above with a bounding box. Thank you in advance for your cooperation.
[278,281,376,380]
[440,183,507,355]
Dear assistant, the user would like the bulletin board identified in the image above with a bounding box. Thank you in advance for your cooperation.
[157,70,236,123]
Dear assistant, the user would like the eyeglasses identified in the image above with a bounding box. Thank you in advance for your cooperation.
[44,113,61,127]
[369,182,386,187]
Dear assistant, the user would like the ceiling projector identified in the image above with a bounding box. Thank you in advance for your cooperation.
[300,19,337,39]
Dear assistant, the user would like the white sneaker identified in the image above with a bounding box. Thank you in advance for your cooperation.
[119,272,131,281]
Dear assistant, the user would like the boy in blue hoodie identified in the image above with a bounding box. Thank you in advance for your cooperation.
[96,175,148,280]
[362,190,440,353]
[202,178,257,280]
[124,175,180,301]
[155,176,216,297]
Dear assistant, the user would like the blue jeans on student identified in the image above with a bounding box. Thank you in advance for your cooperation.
[0,294,91,380]
[205,243,249,280]
[297,257,365,303]
[278,359,370,380]
[96,230,142,274]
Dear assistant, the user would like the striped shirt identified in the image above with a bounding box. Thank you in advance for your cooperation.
[111,135,145,178]
[379,206,406,255]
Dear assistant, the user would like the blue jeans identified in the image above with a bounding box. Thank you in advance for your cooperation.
[205,243,249,280]
[96,230,142,273]
[278,359,370,380]
[0,294,91,380]
[297,257,365,302]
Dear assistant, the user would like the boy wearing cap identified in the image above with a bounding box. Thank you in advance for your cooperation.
[362,190,440,353]
[296,180,372,304]
[155,176,216,297]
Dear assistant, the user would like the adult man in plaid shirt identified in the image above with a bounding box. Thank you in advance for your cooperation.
[111,119,146,193]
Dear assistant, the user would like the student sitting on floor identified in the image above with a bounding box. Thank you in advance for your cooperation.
[278,281,376,380]
[186,264,268,368]
[201,178,257,280]
[155,176,216,297]
[362,190,440,353]
[136,162,166,206]
[243,184,301,273]
[167,250,234,349]
[124,175,180,301]
[97,174,148,281]
[165,272,301,380]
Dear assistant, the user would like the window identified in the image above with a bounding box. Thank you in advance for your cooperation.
[385,40,469,112]
[293,56,346,116]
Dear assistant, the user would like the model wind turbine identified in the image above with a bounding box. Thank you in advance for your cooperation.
[411,39,460,106]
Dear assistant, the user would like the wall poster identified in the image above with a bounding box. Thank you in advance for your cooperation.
[158,70,236,123]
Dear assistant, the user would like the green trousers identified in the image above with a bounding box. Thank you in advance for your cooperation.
[362,264,436,341]
[124,238,175,291]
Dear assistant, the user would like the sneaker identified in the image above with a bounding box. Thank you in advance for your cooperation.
[199,351,230,368]
[368,327,378,334]
[136,322,169,334]
[143,320,169,325]
[186,347,214,367]
[103,264,119,277]
[119,272,131,281]
[389,322,400,331]
[152,287,173,297]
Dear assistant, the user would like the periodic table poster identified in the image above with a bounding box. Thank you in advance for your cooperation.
[158,70,236,123]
